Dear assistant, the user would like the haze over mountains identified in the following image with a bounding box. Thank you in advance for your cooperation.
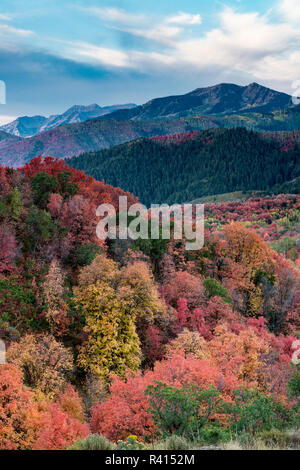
[0,82,299,168]
[0,103,137,138]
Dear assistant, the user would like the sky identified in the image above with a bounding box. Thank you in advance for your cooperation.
[0,0,299,124]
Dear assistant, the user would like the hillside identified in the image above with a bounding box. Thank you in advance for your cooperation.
[68,128,300,205]
[0,103,137,138]
[101,82,295,121]
[0,130,22,151]
[0,155,300,450]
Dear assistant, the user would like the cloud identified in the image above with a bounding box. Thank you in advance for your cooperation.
[66,4,300,89]
[80,7,200,46]
[63,41,130,68]
[120,24,182,46]
[0,23,34,37]
[81,7,146,25]
[1,1,300,114]
[165,12,202,25]
[0,114,17,126]
[0,13,11,21]
[278,0,300,24]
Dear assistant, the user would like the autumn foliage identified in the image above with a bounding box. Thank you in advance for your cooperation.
[0,156,299,448]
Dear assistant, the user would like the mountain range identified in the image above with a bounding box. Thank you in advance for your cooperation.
[0,103,137,138]
[99,82,296,121]
[0,82,299,168]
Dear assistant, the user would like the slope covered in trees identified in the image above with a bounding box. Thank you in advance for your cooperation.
[0,155,299,449]
[69,128,300,206]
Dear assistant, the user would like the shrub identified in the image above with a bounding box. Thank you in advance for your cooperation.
[154,435,191,450]
[200,425,231,445]
[145,381,223,439]
[117,436,146,450]
[203,277,232,304]
[69,434,116,450]
[258,429,291,449]
[231,388,291,435]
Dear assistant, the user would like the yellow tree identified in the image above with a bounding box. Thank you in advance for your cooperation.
[224,223,275,316]
[75,281,141,382]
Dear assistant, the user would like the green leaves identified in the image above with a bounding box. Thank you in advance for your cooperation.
[145,381,223,438]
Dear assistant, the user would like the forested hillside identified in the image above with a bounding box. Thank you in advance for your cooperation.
[69,128,300,206]
[0,155,300,450]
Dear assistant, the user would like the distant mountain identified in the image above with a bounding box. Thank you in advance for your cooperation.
[1,82,300,168]
[0,103,137,137]
[0,116,217,168]
[101,83,295,121]
[0,130,22,151]
[68,128,300,205]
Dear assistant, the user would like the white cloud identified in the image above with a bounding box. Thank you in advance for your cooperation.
[54,4,300,92]
[81,7,201,45]
[0,23,33,37]
[0,13,11,21]
[66,41,130,68]
[165,12,202,25]
[278,0,300,23]
[81,7,146,25]
[121,24,182,45]
[0,115,17,126]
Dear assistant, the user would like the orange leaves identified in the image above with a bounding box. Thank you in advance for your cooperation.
[224,222,273,269]
[0,364,89,450]
[209,324,270,390]
[0,365,42,450]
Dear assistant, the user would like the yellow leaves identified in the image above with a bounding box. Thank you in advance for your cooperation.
[78,254,118,287]
[75,280,141,382]
[166,329,212,360]
[75,256,167,381]
[6,334,73,400]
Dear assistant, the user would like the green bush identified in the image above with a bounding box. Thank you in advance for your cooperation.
[231,388,291,435]
[145,381,223,439]
[203,277,232,304]
[69,242,101,267]
[200,425,231,445]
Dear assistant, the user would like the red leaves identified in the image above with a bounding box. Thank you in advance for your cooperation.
[0,365,41,450]
[20,155,87,183]
[0,164,10,198]
[33,402,89,450]
[0,225,17,272]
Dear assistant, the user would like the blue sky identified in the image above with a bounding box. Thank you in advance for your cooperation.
[0,0,299,123]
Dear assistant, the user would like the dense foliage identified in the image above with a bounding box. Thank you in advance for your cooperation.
[0,155,299,450]
[69,128,300,205]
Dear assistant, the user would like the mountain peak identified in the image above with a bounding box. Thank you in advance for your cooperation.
[0,103,138,138]
[103,82,294,122]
